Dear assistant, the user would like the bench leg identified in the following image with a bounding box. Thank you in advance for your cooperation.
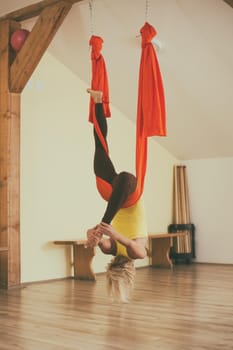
[73,244,96,281]
[150,237,173,268]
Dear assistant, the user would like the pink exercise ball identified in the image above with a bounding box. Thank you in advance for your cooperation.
[10,29,30,52]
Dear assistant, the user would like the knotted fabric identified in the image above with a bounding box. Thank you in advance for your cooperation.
[88,35,110,154]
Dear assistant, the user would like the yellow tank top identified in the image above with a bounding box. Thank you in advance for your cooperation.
[111,198,148,257]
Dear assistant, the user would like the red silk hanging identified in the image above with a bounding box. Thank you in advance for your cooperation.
[90,23,166,208]
[137,22,166,138]
[129,21,167,206]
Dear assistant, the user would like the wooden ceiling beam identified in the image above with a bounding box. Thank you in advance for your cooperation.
[223,0,233,7]
[223,0,233,8]
[10,1,73,93]
[0,0,83,23]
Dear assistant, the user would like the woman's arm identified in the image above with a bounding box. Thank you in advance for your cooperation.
[86,226,116,255]
[98,238,116,255]
[97,223,148,260]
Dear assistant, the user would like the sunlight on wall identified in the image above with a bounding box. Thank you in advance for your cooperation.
[21,52,178,283]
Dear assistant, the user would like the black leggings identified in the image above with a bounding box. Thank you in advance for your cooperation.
[94,103,137,224]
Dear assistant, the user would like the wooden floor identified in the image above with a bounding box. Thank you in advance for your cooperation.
[0,264,232,350]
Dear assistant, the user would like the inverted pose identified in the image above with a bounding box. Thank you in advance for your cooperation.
[86,89,148,301]
[87,89,147,302]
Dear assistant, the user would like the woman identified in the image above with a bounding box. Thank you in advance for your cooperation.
[86,89,148,301]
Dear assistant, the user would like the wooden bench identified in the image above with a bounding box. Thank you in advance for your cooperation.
[54,240,96,281]
[148,232,188,268]
[54,232,188,280]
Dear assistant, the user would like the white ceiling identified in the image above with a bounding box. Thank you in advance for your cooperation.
[1,0,233,160]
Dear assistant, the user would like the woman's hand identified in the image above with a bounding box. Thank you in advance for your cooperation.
[86,225,102,248]
[97,222,116,238]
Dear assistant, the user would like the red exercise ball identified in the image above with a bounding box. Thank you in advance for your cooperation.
[10,29,30,52]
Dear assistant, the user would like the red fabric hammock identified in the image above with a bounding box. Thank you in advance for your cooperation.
[89,23,166,208]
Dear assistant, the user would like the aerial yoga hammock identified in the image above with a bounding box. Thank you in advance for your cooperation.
[86,22,166,302]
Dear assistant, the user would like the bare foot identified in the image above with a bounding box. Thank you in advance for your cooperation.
[87,88,103,103]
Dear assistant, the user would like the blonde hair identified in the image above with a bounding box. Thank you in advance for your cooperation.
[106,255,136,303]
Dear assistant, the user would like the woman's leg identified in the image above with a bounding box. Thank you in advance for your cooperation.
[87,88,117,183]
[102,171,137,223]
[87,89,137,224]
[94,103,137,223]
[94,102,118,184]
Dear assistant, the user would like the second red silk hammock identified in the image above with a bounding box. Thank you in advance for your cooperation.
[88,22,166,208]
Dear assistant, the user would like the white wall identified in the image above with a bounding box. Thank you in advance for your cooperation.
[21,52,178,283]
[184,158,233,264]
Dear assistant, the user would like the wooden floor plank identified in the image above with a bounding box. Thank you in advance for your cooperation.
[0,264,232,350]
